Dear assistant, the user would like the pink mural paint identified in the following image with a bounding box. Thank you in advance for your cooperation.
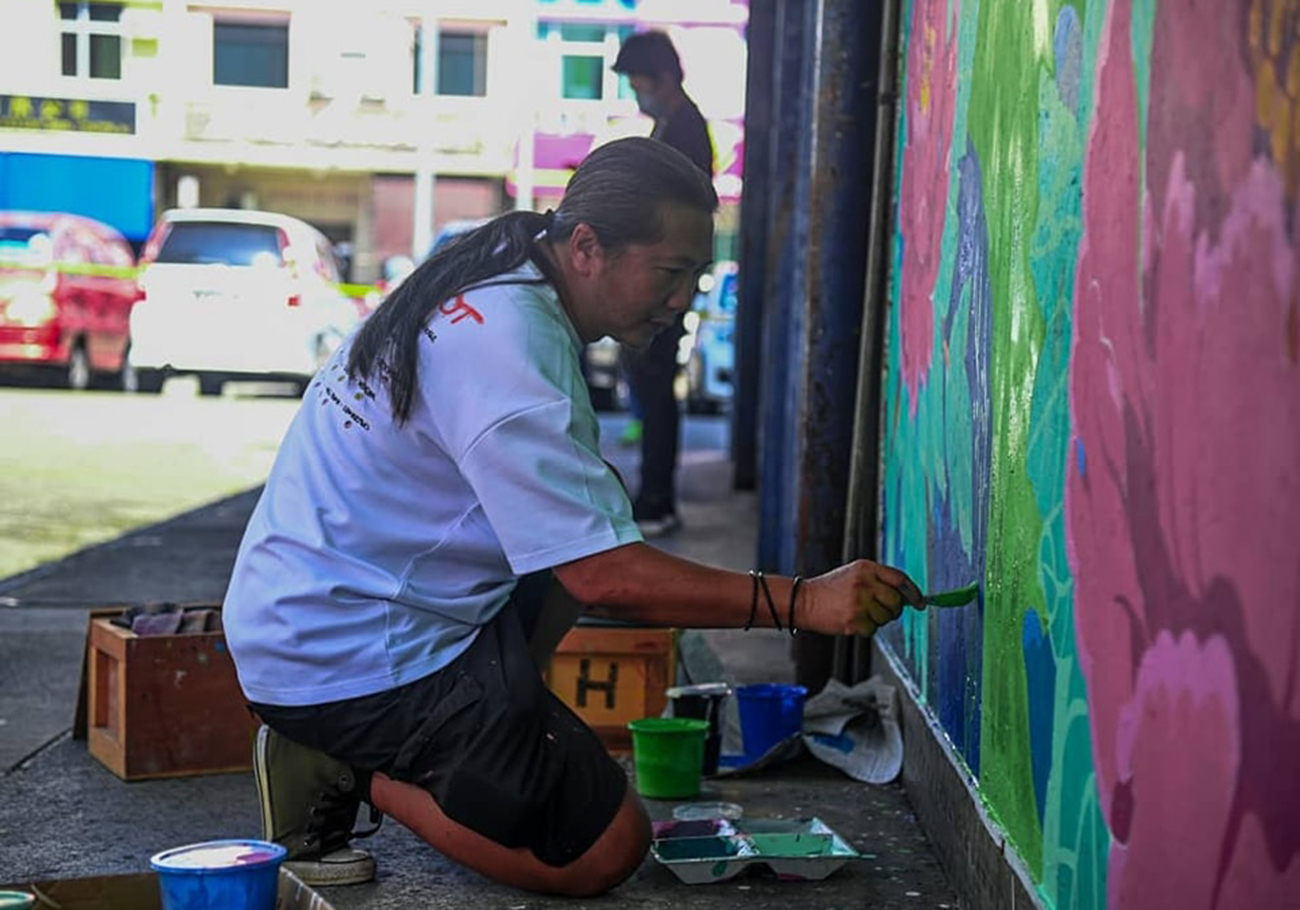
[1068,0,1300,906]
[1109,632,1240,909]
[897,0,959,411]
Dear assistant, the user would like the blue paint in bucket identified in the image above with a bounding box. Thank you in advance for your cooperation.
[735,683,808,760]
[150,839,286,910]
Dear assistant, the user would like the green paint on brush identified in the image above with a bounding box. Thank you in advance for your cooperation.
[925,582,980,608]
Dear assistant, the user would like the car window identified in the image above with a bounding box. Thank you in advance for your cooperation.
[0,227,50,267]
[155,222,284,267]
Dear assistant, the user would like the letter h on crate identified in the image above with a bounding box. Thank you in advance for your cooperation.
[545,626,676,752]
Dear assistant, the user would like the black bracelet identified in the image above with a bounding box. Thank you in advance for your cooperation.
[757,570,782,631]
[745,570,759,630]
[788,575,803,635]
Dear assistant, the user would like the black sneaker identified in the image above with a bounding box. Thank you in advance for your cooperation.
[252,725,381,886]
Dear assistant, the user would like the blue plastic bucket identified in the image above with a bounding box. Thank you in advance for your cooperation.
[149,839,286,910]
[735,683,808,760]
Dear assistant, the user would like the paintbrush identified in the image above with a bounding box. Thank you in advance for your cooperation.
[922,582,979,608]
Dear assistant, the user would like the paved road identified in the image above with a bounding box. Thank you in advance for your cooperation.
[0,381,301,582]
[0,384,732,771]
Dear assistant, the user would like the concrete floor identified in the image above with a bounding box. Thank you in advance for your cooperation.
[0,415,960,908]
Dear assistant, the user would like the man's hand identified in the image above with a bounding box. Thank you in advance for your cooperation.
[800,560,924,637]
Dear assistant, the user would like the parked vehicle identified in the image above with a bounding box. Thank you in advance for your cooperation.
[683,260,737,414]
[0,211,140,390]
[128,208,360,396]
[583,336,628,412]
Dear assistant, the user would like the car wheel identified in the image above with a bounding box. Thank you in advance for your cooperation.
[198,374,224,397]
[132,368,165,394]
[66,346,92,391]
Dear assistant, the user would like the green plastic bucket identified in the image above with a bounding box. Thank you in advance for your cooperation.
[627,717,710,798]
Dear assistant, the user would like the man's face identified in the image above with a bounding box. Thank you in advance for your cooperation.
[593,203,714,349]
[628,74,669,118]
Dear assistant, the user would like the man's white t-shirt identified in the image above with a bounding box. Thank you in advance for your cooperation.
[223,262,642,706]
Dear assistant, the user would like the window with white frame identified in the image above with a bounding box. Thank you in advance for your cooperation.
[59,1,123,80]
[411,26,488,97]
[537,21,634,101]
[213,21,289,88]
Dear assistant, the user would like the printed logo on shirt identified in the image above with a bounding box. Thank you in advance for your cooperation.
[311,354,375,432]
[439,294,484,325]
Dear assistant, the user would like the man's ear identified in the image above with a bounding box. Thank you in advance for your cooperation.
[568,223,605,278]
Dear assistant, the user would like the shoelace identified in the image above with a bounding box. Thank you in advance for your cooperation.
[304,771,384,849]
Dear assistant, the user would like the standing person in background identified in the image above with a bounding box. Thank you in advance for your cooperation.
[611,30,714,536]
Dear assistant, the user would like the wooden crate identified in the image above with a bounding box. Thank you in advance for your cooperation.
[82,611,258,780]
[545,625,676,751]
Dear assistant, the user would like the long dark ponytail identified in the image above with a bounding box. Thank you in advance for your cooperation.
[348,136,718,423]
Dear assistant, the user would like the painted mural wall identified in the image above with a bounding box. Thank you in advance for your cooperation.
[879,0,1299,907]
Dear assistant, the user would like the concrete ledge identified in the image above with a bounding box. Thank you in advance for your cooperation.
[871,637,1044,910]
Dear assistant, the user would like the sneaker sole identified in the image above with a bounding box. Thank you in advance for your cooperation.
[637,515,682,538]
[252,725,275,844]
[285,853,377,887]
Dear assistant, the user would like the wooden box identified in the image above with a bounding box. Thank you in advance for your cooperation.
[80,610,258,780]
[545,625,676,751]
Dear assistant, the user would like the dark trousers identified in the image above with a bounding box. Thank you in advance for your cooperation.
[623,313,684,512]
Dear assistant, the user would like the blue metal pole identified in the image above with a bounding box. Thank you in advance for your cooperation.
[792,0,890,687]
[756,0,817,571]
[731,0,777,493]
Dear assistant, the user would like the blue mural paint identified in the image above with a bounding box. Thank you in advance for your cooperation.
[1021,608,1056,826]
[1075,438,1086,476]
[1053,6,1083,114]
[955,140,994,774]
[932,492,977,759]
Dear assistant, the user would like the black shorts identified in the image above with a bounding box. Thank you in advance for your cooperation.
[251,596,628,868]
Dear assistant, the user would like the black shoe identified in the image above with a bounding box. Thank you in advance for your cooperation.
[252,725,381,886]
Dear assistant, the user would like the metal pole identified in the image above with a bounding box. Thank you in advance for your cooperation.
[731,0,778,492]
[790,0,889,692]
[837,0,902,684]
[755,0,816,571]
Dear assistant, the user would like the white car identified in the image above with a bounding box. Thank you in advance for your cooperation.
[683,261,737,413]
[128,208,361,396]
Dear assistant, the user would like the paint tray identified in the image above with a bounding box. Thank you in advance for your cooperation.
[650,816,860,884]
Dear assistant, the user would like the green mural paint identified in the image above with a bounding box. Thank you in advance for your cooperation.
[966,0,1049,878]
[883,0,1110,906]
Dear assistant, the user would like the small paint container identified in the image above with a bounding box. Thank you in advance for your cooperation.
[0,892,35,910]
[734,683,808,760]
[150,838,286,910]
[666,682,731,775]
[627,716,710,799]
[672,800,744,822]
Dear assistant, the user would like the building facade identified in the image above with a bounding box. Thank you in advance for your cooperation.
[0,0,747,282]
